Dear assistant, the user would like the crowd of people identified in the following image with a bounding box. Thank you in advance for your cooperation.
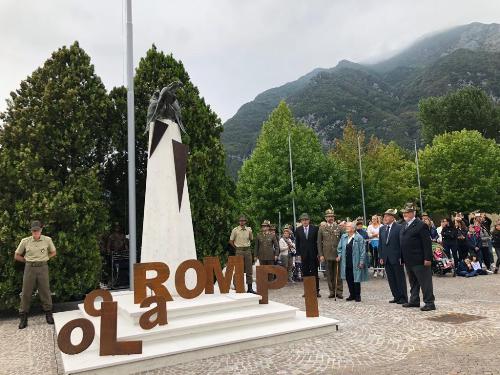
[229,206,499,311]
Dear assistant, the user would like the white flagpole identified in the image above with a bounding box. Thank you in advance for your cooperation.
[288,133,297,229]
[126,0,137,289]
[357,135,367,226]
[415,140,424,213]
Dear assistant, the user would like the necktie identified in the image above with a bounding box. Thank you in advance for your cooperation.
[386,225,391,244]
[305,227,308,239]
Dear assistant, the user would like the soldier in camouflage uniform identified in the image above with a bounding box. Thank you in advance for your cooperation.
[317,209,343,298]
[255,220,279,280]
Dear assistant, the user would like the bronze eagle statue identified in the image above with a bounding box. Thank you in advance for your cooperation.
[145,80,185,134]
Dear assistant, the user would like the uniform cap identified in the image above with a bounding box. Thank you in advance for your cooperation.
[30,220,42,231]
[384,209,398,217]
[324,208,335,217]
[402,202,416,213]
[299,213,310,220]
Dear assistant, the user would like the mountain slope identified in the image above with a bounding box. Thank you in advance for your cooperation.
[222,22,500,178]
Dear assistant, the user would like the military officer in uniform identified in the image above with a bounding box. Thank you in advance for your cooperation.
[255,220,279,280]
[318,209,343,299]
[229,215,255,293]
[269,224,280,259]
[14,220,57,329]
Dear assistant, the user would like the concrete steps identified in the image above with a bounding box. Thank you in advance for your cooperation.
[54,290,339,374]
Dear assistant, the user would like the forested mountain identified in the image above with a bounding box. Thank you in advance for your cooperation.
[222,22,500,177]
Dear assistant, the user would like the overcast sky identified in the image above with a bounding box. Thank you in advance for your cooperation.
[1,0,499,121]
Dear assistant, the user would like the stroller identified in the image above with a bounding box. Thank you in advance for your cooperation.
[432,246,456,277]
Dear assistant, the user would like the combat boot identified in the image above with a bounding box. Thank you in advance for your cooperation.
[247,283,256,294]
[18,312,28,329]
[45,311,54,325]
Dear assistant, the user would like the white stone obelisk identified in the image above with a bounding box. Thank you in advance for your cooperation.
[141,119,197,295]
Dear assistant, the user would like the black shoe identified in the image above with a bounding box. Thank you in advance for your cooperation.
[18,313,28,329]
[45,311,54,325]
[247,284,256,294]
[420,304,436,311]
[336,295,344,299]
[396,300,408,305]
[328,293,335,298]
[402,303,420,308]
[317,293,321,298]
[355,297,361,302]
[389,299,398,303]
[346,296,355,301]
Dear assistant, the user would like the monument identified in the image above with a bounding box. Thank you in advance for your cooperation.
[140,81,197,294]
[52,83,339,374]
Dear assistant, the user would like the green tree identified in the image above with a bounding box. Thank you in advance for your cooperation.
[0,42,109,309]
[103,86,129,226]
[419,86,500,144]
[104,45,235,260]
[329,120,418,217]
[419,130,500,213]
[236,101,342,225]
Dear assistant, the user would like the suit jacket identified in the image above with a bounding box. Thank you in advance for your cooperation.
[295,225,319,263]
[399,218,433,267]
[378,222,402,264]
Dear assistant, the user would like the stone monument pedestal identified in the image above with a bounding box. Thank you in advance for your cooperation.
[53,290,339,374]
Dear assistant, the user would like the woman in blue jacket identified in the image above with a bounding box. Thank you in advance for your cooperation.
[337,221,369,302]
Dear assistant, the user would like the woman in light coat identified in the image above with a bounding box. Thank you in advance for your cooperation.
[337,221,369,302]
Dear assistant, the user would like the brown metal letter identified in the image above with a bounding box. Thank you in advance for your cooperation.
[175,259,206,299]
[256,265,287,304]
[303,276,319,317]
[134,262,173,304]
[204,256,245,294]
[99,301,142,356]
[139,295,167,330]
[83,289,113,317]
[57,318,95,355]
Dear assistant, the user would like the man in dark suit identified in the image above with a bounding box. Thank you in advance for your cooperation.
[399,203,436,311]
[379,209,407,304]
[295,213,321,297]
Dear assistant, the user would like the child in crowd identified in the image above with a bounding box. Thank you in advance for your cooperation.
[433,245,454,270]
[470,255,488,275]
[457,258,477,277]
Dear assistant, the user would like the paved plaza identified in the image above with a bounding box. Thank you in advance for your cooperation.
[2,272,500,375]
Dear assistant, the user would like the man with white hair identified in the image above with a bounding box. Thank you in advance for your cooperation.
[399,203,435,311]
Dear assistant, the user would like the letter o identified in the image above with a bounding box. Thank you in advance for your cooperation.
[175,259,207,299]
[57,318,95,355]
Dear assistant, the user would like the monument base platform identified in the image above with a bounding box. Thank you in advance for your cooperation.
[54,290,339,374]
